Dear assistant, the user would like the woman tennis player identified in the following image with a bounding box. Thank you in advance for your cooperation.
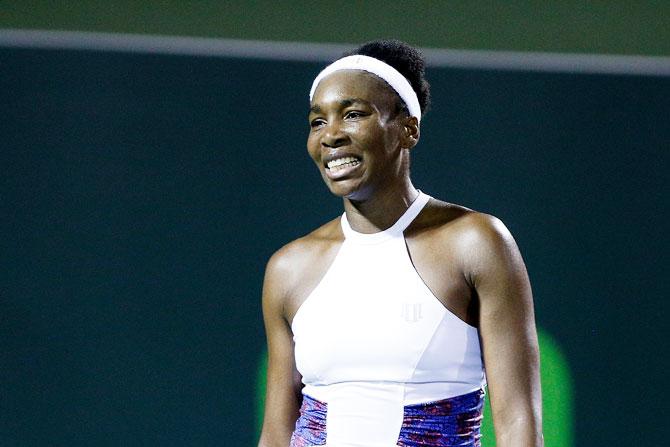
[258,39,543,447]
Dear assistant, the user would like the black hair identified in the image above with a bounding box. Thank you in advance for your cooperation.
[344,39,431,117]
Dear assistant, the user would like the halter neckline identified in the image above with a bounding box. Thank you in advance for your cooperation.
[340,191,431,244]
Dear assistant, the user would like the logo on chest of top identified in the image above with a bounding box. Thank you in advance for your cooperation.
[400,303,423,322]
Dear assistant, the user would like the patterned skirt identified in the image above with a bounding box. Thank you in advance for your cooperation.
[289,388,484,447]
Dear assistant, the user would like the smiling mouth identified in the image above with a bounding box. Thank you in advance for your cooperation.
[326,156,361,172]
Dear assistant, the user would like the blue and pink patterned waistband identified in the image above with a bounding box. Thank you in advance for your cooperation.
[289,388,485,447]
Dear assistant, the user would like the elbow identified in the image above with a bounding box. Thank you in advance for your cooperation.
[258,425,294,447]
[257,436,281,447]
[495,414,544,447]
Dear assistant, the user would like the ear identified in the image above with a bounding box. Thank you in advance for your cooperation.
[400,116,420,150]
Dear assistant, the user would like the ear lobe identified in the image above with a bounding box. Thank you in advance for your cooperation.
[401,117,420,149]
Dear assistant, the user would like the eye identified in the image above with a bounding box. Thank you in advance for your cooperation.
[344,110,366,120]
[310,118,326,130]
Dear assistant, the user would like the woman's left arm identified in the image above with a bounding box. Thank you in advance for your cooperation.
[463,213,543,447]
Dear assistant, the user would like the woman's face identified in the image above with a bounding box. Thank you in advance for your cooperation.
[307,70,408,201]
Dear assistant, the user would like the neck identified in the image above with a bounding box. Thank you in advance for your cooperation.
[343,179,419,234]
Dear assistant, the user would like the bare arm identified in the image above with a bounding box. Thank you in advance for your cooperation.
[463,214,543,447]
[257,251,303,447]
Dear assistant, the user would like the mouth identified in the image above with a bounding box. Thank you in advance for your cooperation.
[324,155,362,179]
[325,156,361,172]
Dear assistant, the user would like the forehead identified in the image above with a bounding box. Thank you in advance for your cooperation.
[310,70,398,110]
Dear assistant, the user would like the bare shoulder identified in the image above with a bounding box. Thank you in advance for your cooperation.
[452,208,514,250]
[432,199,526,290]
[266,217,341,279]
[411,197,511,242]
[410,197,519,275]
[263,216,343,315]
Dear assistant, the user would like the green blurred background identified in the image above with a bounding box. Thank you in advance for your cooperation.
[2,2,668,446]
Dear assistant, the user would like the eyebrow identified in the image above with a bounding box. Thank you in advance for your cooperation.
[308,98,372,117]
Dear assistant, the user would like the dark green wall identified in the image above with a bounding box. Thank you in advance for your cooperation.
[1,44,668,445]
[2,1,670,56]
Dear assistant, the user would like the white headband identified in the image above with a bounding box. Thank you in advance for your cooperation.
[309,55,422,123]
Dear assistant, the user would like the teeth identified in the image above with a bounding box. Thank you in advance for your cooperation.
[327,156,360,170]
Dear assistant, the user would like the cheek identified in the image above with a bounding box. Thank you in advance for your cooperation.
[306,136,321,164]
[365,130,393,156]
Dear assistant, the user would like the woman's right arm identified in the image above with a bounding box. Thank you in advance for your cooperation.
[258,251,303,447]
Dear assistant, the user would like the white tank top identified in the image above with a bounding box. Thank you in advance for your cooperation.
[291,191,486,446]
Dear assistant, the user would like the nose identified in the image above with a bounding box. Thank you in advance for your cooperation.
[321,120,349,148]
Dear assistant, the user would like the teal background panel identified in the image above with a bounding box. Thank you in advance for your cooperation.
[1,47,668,445]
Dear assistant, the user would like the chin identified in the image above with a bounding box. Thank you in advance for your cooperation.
[329,184,374,204]
[326,184,353,198]
[324,179,360,199]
